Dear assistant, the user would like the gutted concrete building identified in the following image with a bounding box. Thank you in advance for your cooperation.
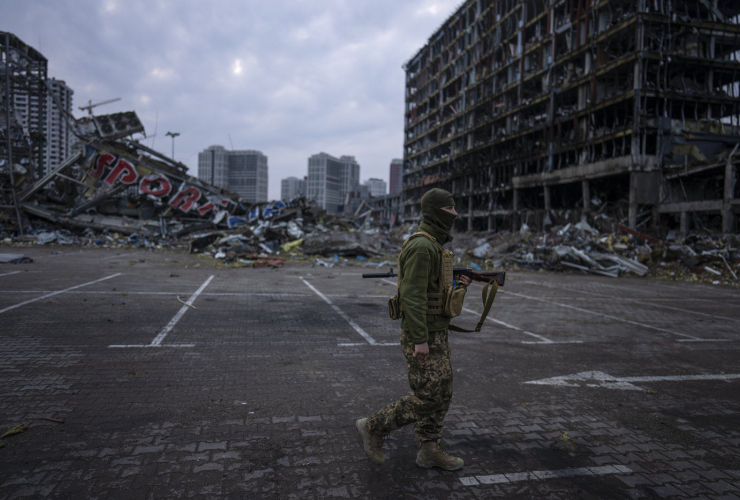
[403,0,740,234]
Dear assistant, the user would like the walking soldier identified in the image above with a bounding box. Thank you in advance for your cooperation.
[356,188,471,471]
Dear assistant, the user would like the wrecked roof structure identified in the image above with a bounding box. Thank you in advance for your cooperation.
[402,0,740,235]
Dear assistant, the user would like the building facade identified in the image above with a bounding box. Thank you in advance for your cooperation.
[389,158,403,194]
[340,155,360,195]
[198,146,268,203]
[306,152,361,215]
[10,74,73,177]
[281,176,306,201]
[363,177,387,197]
[44,79,74,175]
[403,1,740,233]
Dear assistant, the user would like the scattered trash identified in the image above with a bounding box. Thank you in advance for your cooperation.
[553,431,576,452]
[177,296,196,309]
[37,417,64,424]
[1,424,28,439]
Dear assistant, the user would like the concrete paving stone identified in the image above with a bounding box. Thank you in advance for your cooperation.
[705,481,740,494]
[197,441,227,452]
[648,484,689,498]
[3,251,740,498]
[697,469,733,480]
[6,485,56,498]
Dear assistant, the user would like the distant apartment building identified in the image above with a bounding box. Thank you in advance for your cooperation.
[363,178,387,197]
[198,145,268,203]
[45,79,74,173]
[281,176,306,201]
[340,155,360,195]
[12,76,73,175]
[306,152,361,215]
[389,159,403,194]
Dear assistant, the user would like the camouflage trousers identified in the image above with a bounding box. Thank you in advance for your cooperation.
[366,329,453,442]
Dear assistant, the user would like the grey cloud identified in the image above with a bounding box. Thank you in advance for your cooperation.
[2,0,462,198]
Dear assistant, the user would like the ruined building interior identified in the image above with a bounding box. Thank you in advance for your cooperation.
[402,0,740,235]
[1,31,48,234]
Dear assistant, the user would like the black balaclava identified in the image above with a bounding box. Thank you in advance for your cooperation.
[421,188,456,242]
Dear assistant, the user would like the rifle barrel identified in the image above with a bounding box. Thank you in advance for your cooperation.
[362,272,395,279]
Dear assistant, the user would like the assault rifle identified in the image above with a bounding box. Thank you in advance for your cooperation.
[362,268,506,287]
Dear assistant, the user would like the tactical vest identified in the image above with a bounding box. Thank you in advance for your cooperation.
[388,231,499,333]
[388,231,465,320]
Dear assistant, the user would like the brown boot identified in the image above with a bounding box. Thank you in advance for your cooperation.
[416,440,464,471]
[355,418,384,464]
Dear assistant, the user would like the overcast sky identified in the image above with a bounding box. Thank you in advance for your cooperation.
[2,0,462,199]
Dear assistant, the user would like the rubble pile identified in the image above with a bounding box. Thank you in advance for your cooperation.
[0,110,403,267]
[452,221,740,286]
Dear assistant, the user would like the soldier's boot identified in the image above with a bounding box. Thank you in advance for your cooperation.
[355,418,384,465]
[416,440,464,471]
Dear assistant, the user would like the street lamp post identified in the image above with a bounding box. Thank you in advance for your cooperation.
[166,131,180,160]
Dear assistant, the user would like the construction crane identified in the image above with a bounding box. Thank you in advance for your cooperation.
[78,97,121,116]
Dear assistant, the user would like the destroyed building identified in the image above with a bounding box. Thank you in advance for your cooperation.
[402,0,740,235]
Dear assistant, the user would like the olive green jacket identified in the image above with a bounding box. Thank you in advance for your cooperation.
[399,222,451,344]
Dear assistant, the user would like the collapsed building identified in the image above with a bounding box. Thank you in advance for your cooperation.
[0,32,318,251]
[402,0,740,235]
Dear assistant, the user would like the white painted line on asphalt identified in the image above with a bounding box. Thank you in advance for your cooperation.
[0,273,122,315]
[149,275,214,346]
[100,253,125,261]
[109,344,196,348]
[0,271,22,278]
[523,280,740,324]
[502,290,714,341]
[524,370,740,391]
[109,276,214,349]
[302,278,377,345]
[462,306,581,344]
[676,339,733,342]
[461,464,632,486]
[572,279,740,300]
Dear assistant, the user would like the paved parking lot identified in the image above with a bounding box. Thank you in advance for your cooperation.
[1,245,739,499]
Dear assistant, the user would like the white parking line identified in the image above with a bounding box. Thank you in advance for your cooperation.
[502,290,727,342]
[302,278,378,345]
[0,273,122,314]
[524,370,740,391]
[462,307,582,344]
[109,275,214,349]
[0,271,22,278]
[523,281,740,324]
[460,464,632,486]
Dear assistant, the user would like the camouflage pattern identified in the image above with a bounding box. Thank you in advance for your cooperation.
[366,328,452,442]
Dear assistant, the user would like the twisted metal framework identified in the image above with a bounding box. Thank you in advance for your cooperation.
[1,31,48,235]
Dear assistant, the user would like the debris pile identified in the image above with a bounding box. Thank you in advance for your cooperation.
[0,110,401,267]
[452,220,740,285]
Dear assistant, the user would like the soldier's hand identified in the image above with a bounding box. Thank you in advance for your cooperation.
[413,342,429,363]
[458,275,472,287]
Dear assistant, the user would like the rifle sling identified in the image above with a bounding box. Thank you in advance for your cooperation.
[448,280,499,333]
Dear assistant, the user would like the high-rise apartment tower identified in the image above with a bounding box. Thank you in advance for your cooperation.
[198,146,268,203]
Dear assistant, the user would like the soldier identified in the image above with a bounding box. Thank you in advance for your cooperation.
[356,188,471,471]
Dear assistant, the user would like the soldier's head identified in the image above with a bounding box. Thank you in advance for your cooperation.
[421,188,457,236]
